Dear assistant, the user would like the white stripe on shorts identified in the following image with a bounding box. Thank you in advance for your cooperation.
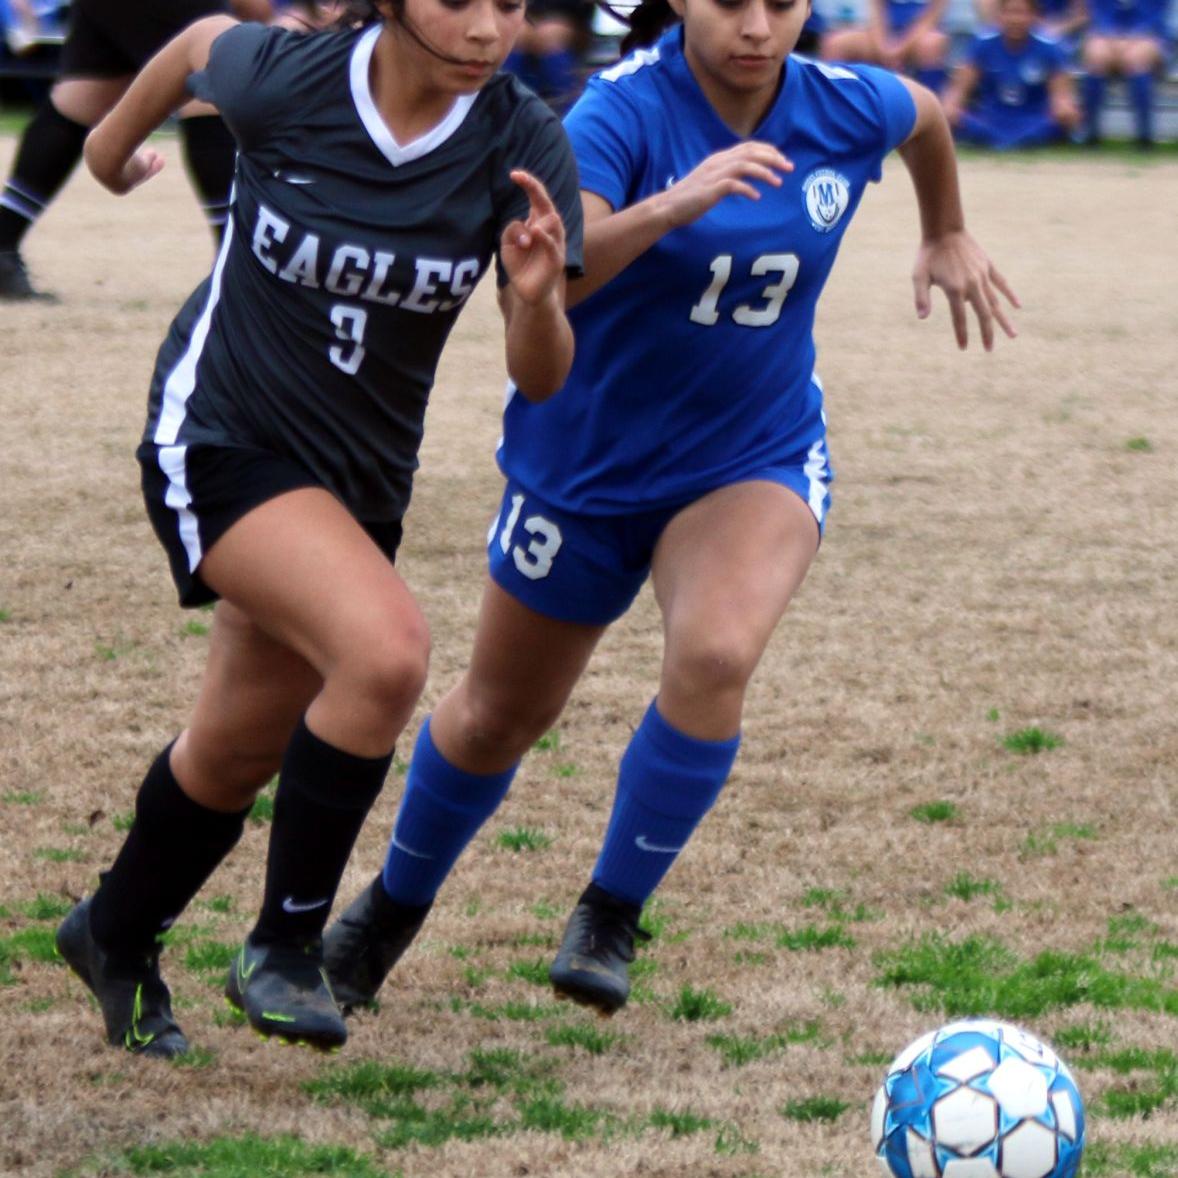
[153,198,236,572]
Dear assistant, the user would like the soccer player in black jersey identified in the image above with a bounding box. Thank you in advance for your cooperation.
[0,0,273,301]
[54,0,582,1056]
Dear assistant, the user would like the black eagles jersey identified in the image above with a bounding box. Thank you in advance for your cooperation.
[144,21,583,523]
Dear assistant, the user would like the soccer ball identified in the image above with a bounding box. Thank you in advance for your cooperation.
[871,1018,1085,1178]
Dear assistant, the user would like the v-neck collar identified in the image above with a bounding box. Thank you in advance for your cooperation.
[349,24,478,167]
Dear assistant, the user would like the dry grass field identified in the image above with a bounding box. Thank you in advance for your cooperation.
[0,133,1175,1178]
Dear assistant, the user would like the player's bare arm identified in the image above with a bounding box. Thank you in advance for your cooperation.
[499,170,575,400]
[85,15,238,194]
[567,141,792,308]
[896,78,1019,351]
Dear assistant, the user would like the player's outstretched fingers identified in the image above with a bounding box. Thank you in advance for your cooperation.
[509,169,558,219]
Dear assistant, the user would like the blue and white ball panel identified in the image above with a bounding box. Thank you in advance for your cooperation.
[873,1020,1085,1178]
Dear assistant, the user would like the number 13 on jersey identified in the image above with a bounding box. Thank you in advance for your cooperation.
[689,253,800,327]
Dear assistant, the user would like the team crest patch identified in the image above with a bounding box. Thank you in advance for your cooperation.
[802,169,851,233]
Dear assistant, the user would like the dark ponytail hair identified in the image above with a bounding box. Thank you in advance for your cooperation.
[333,0,397,27]
[604,0,678,56]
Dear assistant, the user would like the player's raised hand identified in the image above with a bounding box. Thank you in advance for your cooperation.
[913,229,1019,351]
[660,142,793,230]
[502,169,567,307]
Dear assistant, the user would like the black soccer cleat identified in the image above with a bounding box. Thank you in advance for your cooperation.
[225,934,347,1050]
[322,876,431,1013]
[56,898,189,1058]
[548,883,652,1016]
[0,250,57,302]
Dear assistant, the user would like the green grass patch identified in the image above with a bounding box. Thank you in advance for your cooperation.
[707,1022,822,1067]
[531,900,560,920]
[112,811,135,833]
[875,932,1178,1018]
[85,1132,389,1176]
[2,790,43,805]
[248,781,276,825]
[183,940,238,976]
[646,1107,713,1136]
[167,1046,218,1070]
[0,927,62,983]
[780,1096,849,1122]
[505,958,550,987]
[462,999,564,1022]
[1072,1046,1178,1120]
[554,763,579,778]
[1051,1020,1113,1052]
[1022,822,1098,857]
[667,985,732,1022]
[943,872,1004,903]
[776,924,856,951]
[33,847,85,863]
[0,607,10,622]
[1002,726,1063,754]
[181,620,210,638]
[1125,436,1153,452]
[800,888,878,923]
[18,893,72,921]
[201,895,234,915]
[1082,1142,1178,1177]
[713,1123,759,1155]
[495,826,551,852]
[545,1024,621,1054]
[909,800,957,824]
[533,730,560,751]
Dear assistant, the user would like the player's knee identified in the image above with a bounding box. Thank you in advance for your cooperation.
[455,687,559,763]
[182,732,283,799]
[340,620,431,721]
[664,629,762,699]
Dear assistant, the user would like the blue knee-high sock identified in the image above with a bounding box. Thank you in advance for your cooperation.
[1128,72,1155,142]
[381,718,517,907]
[1082,74,1106,140]
[592,701,740,909]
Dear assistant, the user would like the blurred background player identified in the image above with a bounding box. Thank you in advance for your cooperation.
[1079,0,1169,144]
[943,0,1081,147]
[821,0,951,92]
[324,0,1017,1018]
[53,0,580,1058]
[503,0,595,111]
[0,0,272,302]
[977,0,1088,54]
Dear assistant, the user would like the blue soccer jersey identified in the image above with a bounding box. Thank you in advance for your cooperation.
[1087,0,1168,35]
[884,0,939,33]
[969,30,1067,121]
[498,27,916,515]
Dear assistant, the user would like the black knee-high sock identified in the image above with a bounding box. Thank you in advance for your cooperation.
[89,743,251,956]
[252,719,392,945]
[178,115,236,245]
[0,102,89,251]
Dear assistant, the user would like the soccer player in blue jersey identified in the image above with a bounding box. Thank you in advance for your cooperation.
[54,0,582,1057]
[324,0,1018,1016]
[943,0,1081,148]
[1079,0,1169,144]
[821,0,951,93]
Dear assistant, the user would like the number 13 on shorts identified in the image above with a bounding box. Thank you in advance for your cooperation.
[492,492,563,580]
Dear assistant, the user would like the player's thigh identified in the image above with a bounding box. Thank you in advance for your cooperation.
[651,480,820,678]
[433,579,606,769]
[197,487,429,693]
[822,26,879,61]
[174,601,322,807]
[1122,35,1163,71]
[911,27,949,65]
[50,75,129,124]
[1081,35,1114,71]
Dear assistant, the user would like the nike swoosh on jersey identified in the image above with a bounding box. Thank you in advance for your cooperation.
[281,895,330,913]
[391,833,436,860]
[635,834,684,854]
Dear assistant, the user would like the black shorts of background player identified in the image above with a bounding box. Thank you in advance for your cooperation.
[52,0,581,1057]
[503,0,593,111]
[0,0,272,302]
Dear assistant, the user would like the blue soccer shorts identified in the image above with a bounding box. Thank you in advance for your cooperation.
[486,448,834,627]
